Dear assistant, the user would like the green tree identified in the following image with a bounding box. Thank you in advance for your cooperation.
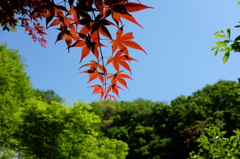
[90,99,121,133]
[15,99,128,159]
[0,43,33,157]
[168,80,240,158]
[105,81,240,159]
[189,126,240,159]
[107,99,170,159]
[33,89,63,104]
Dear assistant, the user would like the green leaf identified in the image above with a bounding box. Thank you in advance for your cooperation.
[203,144,209,150]
[222,51,230,63]
[216,41,228,47]
[231,42,240,52]
[220,47,232,52]
[213,147,221,152]
[233,141,237,147]
[220,131,227,136]
[214,34,226,38]
[234,35,240,41]
[214,30,223,35]
[214,48,219,56]
[211,46,219,50]
[230,136,235,142]
[236,1,240,5]
[226,27,230,37]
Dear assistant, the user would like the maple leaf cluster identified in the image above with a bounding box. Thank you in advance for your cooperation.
[0,0,153,100]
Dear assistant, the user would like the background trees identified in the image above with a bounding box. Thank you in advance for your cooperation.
[99,80,240,159]
[33,89,63,104]
[15,99,128,159]
[0,45,129,159]
[1,43,240,158]
[189,126,240,159]
[0,43,33,157]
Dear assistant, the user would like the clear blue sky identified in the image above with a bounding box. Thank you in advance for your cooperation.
[1,0,240,106]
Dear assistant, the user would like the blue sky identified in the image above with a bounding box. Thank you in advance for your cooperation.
[1,0,240,106]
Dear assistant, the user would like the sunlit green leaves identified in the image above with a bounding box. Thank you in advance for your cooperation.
[0,43,33,157]
[189,126,240,158]
[212,28,234,63]
[222,51,230,63]
[214,34,226,38]
[212,1,240,63]
[226,27,231,37]
[16,99,129,159]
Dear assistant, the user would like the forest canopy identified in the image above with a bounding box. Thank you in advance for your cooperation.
[1,43,240,158]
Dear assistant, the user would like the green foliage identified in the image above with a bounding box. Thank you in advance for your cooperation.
[103,80,240,159]
[2,41,240,158]
[33,89,63,104]
[15,99,128,159]
[106,99,174,159]
[0,43,33,154]
[180,121,206,148]
[90,99,121,132]
[189,126,240,159]
[212,28,234,63]
[212,2,240,62]
[0,44,128,159]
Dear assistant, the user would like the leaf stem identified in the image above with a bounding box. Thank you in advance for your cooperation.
[92,11,108,94]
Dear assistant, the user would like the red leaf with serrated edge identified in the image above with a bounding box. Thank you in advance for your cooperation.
[106,50,137,74]
[108,71,133,89]
[72,40,85,47]
[107,84,124,97]
[104,94,117,100]
[71,36,98,62]
[69,30,79,41]
[119,13,143,28]
[48,18,61,28]
[110,28,146,54]
[89,85,105,99]
[121,32,134,40]
[85,70,104,84]
[80,26,90,35]
[112,11,142,28]
[80,60,107,74]
[55,32,64,44]
[80,46,91,62]
[55,29,73,48]
[69,8,79,23]
[126,2,154,12]
[123,40,146,54]
[45,9,55,27]
[48,17,76,31]
[65,34,72,47]
[99,25,112,40]
[9,0,154,100]
[54,7,64,18]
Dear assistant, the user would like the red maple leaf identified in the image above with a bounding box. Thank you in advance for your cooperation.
[89,85,105,99]
[106,84,124,97]
[108,71,133,89]
[2,0,153,100]
[110,27,146,55]
[106,50,137,74]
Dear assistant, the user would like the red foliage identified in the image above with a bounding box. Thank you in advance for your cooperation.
[0,0,153,99]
